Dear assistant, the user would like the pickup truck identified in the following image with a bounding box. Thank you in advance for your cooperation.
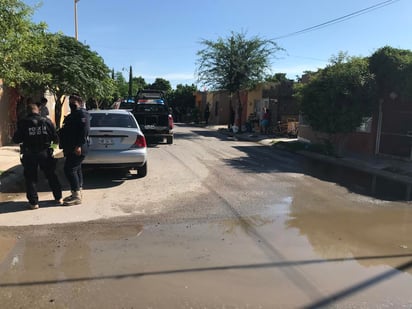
[132,90,174,144]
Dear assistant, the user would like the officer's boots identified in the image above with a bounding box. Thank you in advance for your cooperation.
[63,190,82,206]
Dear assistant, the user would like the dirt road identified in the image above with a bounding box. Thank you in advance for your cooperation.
[0,125,411,308]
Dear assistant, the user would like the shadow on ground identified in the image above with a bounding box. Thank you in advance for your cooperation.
[0,200,66,214]
[192,128,411,202]
[0,158,138,195]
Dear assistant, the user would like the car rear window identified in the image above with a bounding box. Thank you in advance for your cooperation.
[90,113,137,128]
[135,104,169,113]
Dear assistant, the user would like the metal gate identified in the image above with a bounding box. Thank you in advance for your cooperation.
[379,103,412,159]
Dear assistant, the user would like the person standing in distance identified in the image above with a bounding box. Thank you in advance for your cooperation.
[260,107,270,135]
[38,97,50,118]
[204,103,210,126]
[59,94,90,206]
[13,103,63,209]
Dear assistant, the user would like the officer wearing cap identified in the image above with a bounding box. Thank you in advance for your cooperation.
[13,103,63,209]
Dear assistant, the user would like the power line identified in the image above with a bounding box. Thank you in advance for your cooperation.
[273,0,401,40]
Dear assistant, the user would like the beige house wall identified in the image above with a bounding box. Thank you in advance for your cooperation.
[247,84,263,118]
[44,91,70,128]
[207,91,230,125]
[200,82,293,130]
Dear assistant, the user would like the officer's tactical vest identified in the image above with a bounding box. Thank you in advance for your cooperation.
[22,117,50,153]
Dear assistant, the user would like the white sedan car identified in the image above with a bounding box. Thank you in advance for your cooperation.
[83,109,147,177]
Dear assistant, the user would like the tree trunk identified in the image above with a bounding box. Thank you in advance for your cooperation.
[237,90,243,133]
[228,94,235,130]
[54,93,65,129]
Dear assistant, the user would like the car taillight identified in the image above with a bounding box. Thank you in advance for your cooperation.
[133,135,147,148]
[168,114,174,129]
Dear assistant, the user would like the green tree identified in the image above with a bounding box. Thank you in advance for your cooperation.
[113,71,128,99]
[0,0,50,92]
[37,34,115,127]
[167,84,197,121]
[265,73,288,83]
[113,73,147,100]
[132,76,147,94]
[369,46,412,100]
[300,52,376,154]
[148,77,172,93]
[196,31,282,130]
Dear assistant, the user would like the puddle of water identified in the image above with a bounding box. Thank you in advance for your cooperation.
[0,216,411,308]
[287,185,412,271]
[303,159,412,201]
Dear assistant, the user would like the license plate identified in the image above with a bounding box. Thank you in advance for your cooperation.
[98,138,113,145]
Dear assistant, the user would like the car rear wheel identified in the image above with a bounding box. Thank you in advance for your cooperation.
[166,136,173,144]
[136,162,147,178]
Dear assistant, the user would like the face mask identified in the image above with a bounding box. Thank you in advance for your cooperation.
[69,103,78,111]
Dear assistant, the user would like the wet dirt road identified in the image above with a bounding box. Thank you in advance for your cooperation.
[0,125,411,308]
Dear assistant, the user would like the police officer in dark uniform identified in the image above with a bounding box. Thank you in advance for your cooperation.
[13,103,63,209]
[59,94,90,206]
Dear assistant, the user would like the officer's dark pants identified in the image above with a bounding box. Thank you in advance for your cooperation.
[64,153,85,192]
[22,151,62,205]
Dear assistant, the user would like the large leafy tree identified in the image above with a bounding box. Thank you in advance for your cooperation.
[0,0,50,92]
[300,53,377,153]
[37,34,115,127]
[265,73,288,83]
[147,77,172,93]
[133,76,148,94]
[113,73,147,100]
[113,71,128,99]
[167,84,197,121]
[369,46,412,100]
[196,31,282,130]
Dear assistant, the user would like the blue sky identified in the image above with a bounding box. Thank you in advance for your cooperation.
[24,0,411,89]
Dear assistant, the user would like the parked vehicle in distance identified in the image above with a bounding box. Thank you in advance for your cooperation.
[110,97,135,111]
[118,98,135,111]
[132,89,174,144]
[83,109,147,177]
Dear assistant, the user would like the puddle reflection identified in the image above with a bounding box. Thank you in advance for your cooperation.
[302,159,411,202]
[218,215,274,235]
[286,194,412,273]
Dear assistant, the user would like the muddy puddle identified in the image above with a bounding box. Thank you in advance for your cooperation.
[302,158,412,201]
[0,196,411,308]
[0,146,411,306]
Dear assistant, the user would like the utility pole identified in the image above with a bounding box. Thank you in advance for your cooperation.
[74,0,80,40]
[128,65,133,98]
